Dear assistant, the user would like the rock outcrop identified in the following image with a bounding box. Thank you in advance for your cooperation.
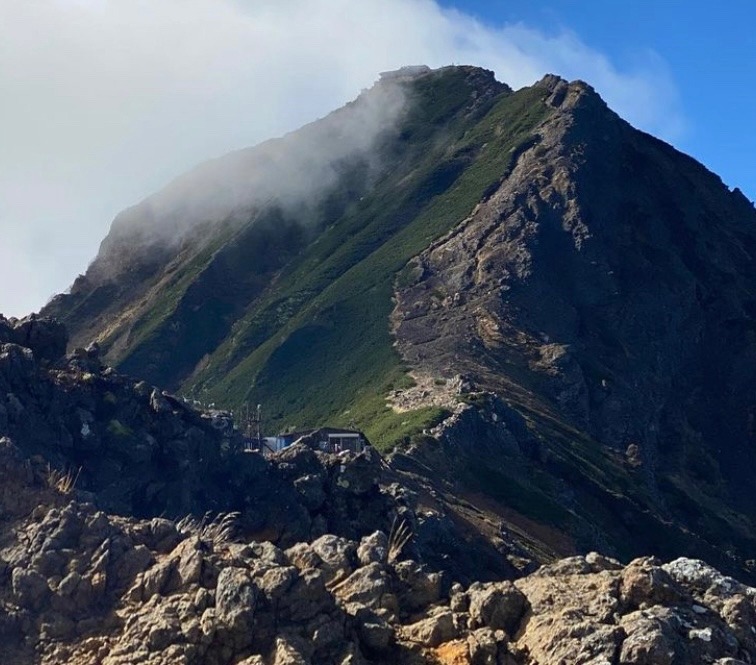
[2,437,756,664]
[0,314,524,586]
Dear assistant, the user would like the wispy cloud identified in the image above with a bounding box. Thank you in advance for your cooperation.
[0,0,685,316]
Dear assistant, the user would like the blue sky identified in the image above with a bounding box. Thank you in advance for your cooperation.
[442,0,756,199]
[0,0,754,316]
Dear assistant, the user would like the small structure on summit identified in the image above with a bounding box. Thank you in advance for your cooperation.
[237,402,368,456]
[262,427,368,456]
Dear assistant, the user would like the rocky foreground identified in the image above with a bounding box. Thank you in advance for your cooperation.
[2,315,756,664]
[3,442,756,665]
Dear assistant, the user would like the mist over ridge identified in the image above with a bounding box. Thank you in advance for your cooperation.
[101,72,411,259]
[0,0,690,317]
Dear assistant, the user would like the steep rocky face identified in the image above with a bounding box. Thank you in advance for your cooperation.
[391,75,756,574]
[394,74,756,468]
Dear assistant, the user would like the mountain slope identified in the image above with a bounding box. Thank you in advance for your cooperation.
[43,66,756,579]
[45,66,549,445]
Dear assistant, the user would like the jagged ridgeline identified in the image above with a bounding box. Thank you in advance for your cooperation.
[45,66,552,445]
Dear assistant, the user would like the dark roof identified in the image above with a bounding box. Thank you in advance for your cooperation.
[278,427,364,440]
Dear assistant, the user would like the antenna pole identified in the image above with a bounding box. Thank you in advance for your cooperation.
[256,404,262,449]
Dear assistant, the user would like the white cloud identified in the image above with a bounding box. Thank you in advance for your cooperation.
[0,0,685,316]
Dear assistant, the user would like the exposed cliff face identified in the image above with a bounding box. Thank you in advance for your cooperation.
[390,75,756,574]
[394,74,756,468]
[39,66,756,581]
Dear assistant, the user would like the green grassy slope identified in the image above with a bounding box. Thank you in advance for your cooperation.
[184,79,553,449]
[70,67,513,399]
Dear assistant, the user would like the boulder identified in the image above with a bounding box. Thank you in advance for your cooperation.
[347,603,394,653]
[310,534,357,583]
[333,563,398,615]
[619,609,680,665]
[214,567,260,651]
[357,531,388,566]
[280,569,334,623]
[12,567,49,610]
[10,315,68,363]
[467,627,505,665]
[402,609,458,648]
[394,559,442,612]
[468,581,527,634]
[620,557,686,610]
[663,558,751,604]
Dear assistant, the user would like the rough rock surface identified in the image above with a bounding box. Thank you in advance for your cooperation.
[391,74,756,578]
[2,442,755,665]
[0,319,752,664]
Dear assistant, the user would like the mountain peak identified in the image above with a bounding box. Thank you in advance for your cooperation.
[532,73,607,115]
[41,65,756,581]
[535,72,567,90]
[376,63,511,97]
[378,64,433,80]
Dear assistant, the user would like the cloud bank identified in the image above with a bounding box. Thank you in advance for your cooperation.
[0,0,685,316]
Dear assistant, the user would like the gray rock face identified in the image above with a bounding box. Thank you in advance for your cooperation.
[0,315,68,364]
[333,562,398,614]
[401,609,458,647]
[309,534,357,582]
[392,76,756,578]
[12,568,50,610]
[214,568,259,649]
[467,581,527,634]
[357,530,389,566]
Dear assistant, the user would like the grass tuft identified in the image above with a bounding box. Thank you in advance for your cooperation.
[387,516,413,563]
[46,464,81,495]
[176,511,240,549]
